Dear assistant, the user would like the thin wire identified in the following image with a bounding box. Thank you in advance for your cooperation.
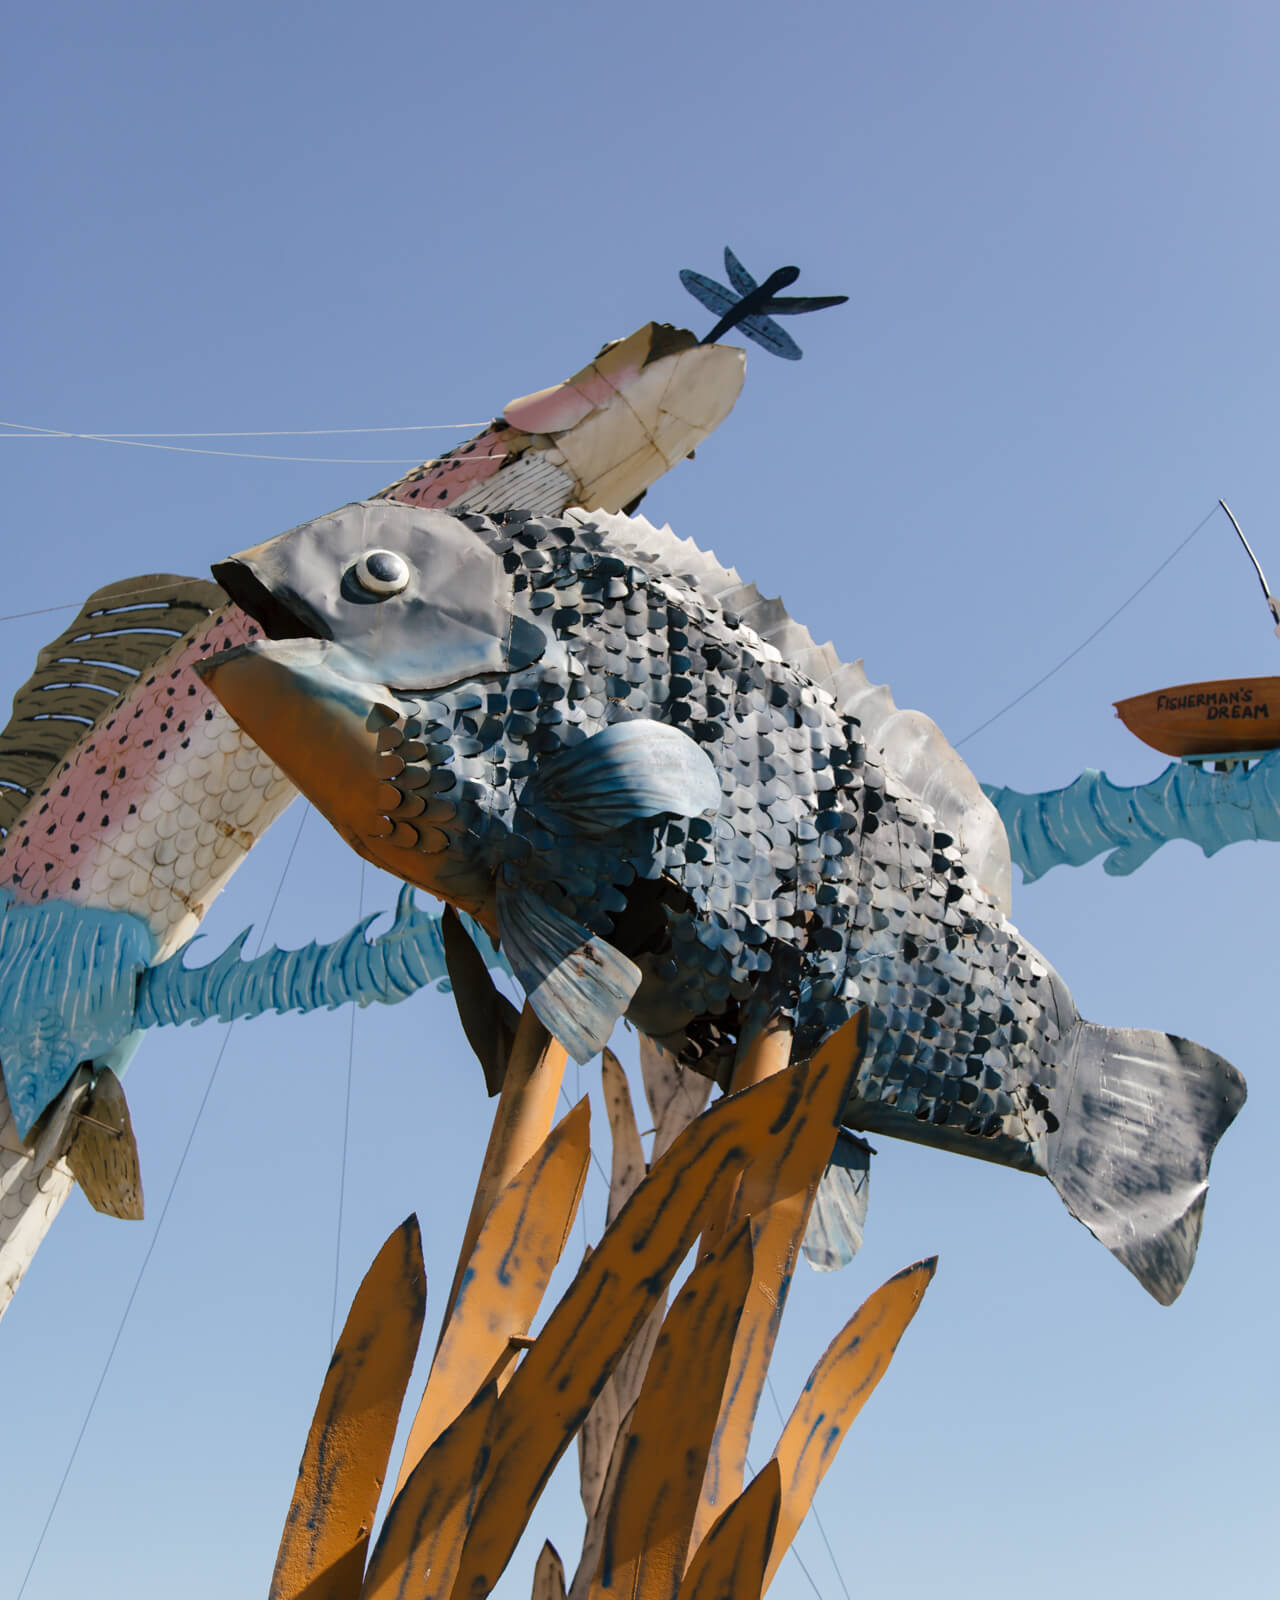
[764,1373,853,1600]
[0,418,509,464]
[331,860,366,1347]
[1,420,487,439]
[955,504,1220,747]
[16,803,310,1600]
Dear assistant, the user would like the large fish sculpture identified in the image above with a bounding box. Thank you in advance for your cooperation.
[0,321,745,1315]
[203,502,1247,1306]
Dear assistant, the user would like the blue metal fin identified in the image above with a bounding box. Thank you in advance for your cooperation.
[135,886,510,1028]
[496,885,640,1064]
[522,718,722,837]
[0,893,154,1139]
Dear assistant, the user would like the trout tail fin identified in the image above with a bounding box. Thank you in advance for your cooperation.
[1047,1024,1246,1304]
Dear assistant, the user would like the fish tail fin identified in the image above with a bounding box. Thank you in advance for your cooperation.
[1047,1023,1246,1304]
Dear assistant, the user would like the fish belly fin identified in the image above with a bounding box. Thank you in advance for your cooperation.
[802,1131,872,1272]
[496,886,641,1064]
[65,1068,143,1220]
[521,719,721,837]
[1047,1024,1246,1304]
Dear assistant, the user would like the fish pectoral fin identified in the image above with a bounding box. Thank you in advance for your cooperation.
[1047,1024,1246,1305]
[496,887,640,1065]
[802,1131,873,1272]
[522,718,721,837]
[65,1068,143,1221]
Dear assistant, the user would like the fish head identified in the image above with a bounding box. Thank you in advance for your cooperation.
[199,502,550,917]
[500,323,745,512]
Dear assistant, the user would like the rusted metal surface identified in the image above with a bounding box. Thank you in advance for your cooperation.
[394,1098,589,1492]
[270,1216,426,1600]
[764,1257,935,1587]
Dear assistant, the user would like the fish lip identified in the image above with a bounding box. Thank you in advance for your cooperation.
[212,557,332,643]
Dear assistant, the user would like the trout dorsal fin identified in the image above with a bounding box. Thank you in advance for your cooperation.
[0,574,225,839]
[567,508,1013,913]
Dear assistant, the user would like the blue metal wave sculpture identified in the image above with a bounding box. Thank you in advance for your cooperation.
[983,749,1280,881]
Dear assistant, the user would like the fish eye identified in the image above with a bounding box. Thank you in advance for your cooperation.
[353,549,410,597]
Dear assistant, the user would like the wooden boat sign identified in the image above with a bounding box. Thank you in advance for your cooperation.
[1114,676,1280,758]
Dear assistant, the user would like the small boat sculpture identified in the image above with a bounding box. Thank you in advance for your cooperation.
[1115,503,1280,766]
[1115,676,1280,758]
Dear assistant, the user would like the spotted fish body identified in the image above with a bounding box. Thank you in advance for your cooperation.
[206,503,1245,1305]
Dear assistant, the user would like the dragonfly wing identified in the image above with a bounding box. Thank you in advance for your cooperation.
[679,269,740,321]
[739,314,803,361]
[764,294,850,315]
[723,246,759,297]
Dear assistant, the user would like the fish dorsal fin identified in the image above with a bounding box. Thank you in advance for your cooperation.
[0,574,225,839]
[569,507,1013,914]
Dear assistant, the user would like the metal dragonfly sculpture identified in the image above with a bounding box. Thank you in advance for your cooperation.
[680,246,849,361]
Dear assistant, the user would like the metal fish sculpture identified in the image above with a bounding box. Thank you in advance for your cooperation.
[202,502,1246,1306]
[0,321,744,1315]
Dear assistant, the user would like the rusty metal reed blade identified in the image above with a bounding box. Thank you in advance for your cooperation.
[589,1222,755,1600]
[270,1215,426,1600]
[532,1541,569,1600]
[448,1039,860,1600]
[361,1382,499,1600]
[394,1098,591,1493]
[444,1004,567,1324]
[693,1013,866,1547]
[675,1461,781,1600]
[764,1257,936,1589]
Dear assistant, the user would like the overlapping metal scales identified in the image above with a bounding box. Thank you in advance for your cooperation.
[0,574,226,838]
[568,510,1012,912]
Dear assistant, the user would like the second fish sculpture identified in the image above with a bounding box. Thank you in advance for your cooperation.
[202,502,1246,1306]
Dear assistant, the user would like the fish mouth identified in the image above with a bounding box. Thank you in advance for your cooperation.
[212,555,330,644]
[195,638,396,841]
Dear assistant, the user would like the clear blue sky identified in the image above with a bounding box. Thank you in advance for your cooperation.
[3,4,1276,1596]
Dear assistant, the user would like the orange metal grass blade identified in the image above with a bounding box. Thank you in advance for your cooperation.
[394,1099,590,1492]
[445,1006,567,1323]
[693,1014,866,1547]
[590,1223,755,1600]
[361,1383,498,1600]
[571,1403,638,1600]
[532,1540,568,1600]
[764,1257,937,1590]
[675,1461,781,1600]
[271,1216,426,1600]
[448,1039,860,1600]
[578,1049,649,1522]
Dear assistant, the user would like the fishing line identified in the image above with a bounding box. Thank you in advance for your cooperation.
[331,858,366,1349]
[0,418,508,464]
[955,504,1220,747]
[1,420,487,439]
[16,803,311,1600]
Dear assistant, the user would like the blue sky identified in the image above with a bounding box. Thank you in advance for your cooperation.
[3,4,1277,1596]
